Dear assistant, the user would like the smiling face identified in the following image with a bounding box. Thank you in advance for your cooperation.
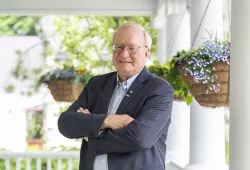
[112,25,150,82]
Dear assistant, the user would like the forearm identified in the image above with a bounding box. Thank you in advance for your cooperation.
[88,124,140,155]
[58,111,107,139]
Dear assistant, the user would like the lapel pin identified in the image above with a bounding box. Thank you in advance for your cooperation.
[130,91,133,94]
[125,94,130,97]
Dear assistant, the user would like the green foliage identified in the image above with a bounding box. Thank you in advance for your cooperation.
[41,40,55,57]
[11,53,29,80]
[0,16,40,36]
[148,61,192,105]
[27,112,43,141]
[4,84,15,93]
[50,145,80,151]
[165,60,193,105]
[147,61,167,78]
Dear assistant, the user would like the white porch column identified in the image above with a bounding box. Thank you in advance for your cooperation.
[156,18,167,63]
[154,1,167,63]
[183,0,228,170]
[166,11,191,59]
[165,9,191,169]
[229,0,250,169]
[166,102,190,168]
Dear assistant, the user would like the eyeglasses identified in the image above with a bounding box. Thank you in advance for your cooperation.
[112,44,147,54]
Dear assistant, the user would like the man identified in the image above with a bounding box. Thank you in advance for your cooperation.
[58,23,174,170]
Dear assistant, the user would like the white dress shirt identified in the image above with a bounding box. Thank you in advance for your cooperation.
[93,73,139,170]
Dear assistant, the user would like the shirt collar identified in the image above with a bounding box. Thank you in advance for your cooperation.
[116,73,139,90]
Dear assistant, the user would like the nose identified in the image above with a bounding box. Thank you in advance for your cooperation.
[121,46,130,58]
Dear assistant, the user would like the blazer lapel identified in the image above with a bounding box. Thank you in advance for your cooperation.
[101,73,117,114]
[116,67,149,114]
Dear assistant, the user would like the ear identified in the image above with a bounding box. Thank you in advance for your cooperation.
[145,48,150,58]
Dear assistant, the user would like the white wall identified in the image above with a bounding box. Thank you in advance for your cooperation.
[0,36,79,151]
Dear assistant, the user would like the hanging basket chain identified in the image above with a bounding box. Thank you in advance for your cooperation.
[190,0,212,49]
[167,6,189,58]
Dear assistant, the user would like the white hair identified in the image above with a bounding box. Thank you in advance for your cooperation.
[112,22,152,49]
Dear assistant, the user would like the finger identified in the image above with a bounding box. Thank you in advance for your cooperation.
[113,122,124,129]
[77,109,81,112]
[78,108,86,113]
[80,108,88,113]
[85,109,90,114]
[80,108,90,114]
[79,107,85,111]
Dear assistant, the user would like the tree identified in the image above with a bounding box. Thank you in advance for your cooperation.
[0,16,40,36]
[54,16,157,70]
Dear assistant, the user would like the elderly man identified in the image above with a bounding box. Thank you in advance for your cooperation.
[58,23,174,170]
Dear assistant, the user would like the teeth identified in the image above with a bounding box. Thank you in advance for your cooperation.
[119,61,130,63]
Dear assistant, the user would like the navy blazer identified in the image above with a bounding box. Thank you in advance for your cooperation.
[58,67,174,170]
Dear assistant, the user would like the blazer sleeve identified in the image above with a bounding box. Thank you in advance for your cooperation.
[88,84,174,155]
[58,78,108,139]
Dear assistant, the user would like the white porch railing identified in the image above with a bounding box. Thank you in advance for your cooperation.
[0,151,79,170]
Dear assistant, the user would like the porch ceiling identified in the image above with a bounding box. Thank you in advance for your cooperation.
[0,0,161,16]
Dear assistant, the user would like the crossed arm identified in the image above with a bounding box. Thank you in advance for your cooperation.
[58,80,173,155]
[58,106,134,140]
[88,87,173,155]
[58,79,135,139]
[76,107,134,142]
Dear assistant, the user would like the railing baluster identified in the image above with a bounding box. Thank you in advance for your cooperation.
[0,151,79,170]
[5,158,10,170]
[68,159,72,170]
[26,158,31,170]
[16,158,20,170]
[36,158,41,170]
[47,158,52,170]
[57,159,62,170]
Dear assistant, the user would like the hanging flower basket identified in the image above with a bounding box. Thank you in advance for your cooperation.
[172,39,230,107]
[48,80,84,102]
[38,64,92,102]
[179,62,230,107]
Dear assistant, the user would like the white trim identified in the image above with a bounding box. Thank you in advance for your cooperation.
[0,9,154,16]
[0,151,79,158]
[0,0,157,15]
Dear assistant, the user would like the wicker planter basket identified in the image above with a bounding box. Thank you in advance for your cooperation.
[48,80,84,102]
[179,62,230,107]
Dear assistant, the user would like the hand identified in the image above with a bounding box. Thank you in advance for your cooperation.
[77,107,90,114]
[77,107,90,142]
[102,114,134,130]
